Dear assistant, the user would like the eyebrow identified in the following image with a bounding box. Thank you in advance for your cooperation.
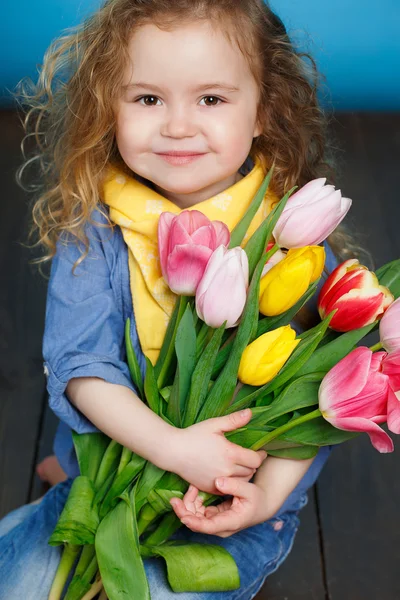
[123,82,240,93]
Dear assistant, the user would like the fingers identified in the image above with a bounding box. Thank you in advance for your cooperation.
[234,445,267,469]
[215,409,252,433]
[230,465,256,478]
[215,476,252,499]
[181,508,243,536]
[170,485,203,518]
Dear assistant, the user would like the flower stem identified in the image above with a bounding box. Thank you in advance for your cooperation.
[48,544,80,600]
[250,408,322,451]
[157,295,188,389]
[80,574,103,600]
[369,341,383,352]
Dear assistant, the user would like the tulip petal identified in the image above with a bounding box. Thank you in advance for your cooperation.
[190,225,217,248]
[178,210,212,235]
[328,291,386,331]
[196,246,227,299]
[158,212,177,280]
[275,192,351,248]
[196,253,247,327]
[322,415,394,453]
[386,387,400,434]
[382,350,400,391]
[318,347,372,410]
[322,269,374,312]
[318,260,360,309]
[380,297,400,352]
[284,178,327,210]
[167,244,213,295]
[211,221,231,248]
[168,219,194,253]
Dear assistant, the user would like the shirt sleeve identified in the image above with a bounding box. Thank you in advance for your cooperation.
[43,210,136,434]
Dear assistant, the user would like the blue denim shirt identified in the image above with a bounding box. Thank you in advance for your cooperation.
[42,172,339,511]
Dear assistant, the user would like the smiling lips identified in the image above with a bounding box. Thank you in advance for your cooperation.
[156,151,206,166]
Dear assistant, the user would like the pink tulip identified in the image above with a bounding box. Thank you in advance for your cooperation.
[273,178,352,248]
[382,350,400,434]
[319,347,395,453]
[195,246,249,328]
[158,210,230,295]
[318,259,393,331]
[379,297,400,352]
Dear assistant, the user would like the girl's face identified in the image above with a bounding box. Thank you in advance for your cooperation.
[116,20,262,208]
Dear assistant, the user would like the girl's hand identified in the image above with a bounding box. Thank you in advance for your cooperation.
[169,409,267,495]
[170,475,272,538]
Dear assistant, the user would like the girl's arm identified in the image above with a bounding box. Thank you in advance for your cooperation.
[170,453,318,536]
[253,453,316,517]
[66,377,265,494]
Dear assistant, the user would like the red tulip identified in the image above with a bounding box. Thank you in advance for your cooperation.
[158,210,230,295]
[318,259,393,331]
[319,347,395,452]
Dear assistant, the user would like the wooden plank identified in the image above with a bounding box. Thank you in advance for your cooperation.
[318,437,400,599]
[0,110,48,516]
[317,112,400,600]
[256,490,326,599]
[29,404,60,502]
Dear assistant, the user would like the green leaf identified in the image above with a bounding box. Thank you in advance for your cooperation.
[266,445,320,459]
[244,187,296,278]
[125,318,144,399]
[273,417,360,446]
[94,439,123,489]
[99,454,146,519]
[167,305,197,426]
[229,165,274,248]
[376,258,400,298]
[293,322,377,379]
[135,462,165,513]
[143,512,182,547]
[147,489,184,515]
[72,431,110,483]
[155,296,188,389]
[248,373,324,427]
[145,542,240,593]
[49,476,99,546]
[183,323,225,427]
[96,488,150,600]
[144,357,162,415]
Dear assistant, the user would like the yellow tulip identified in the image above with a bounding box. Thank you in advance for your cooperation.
[259,245,325,316]
[238,325,300,386]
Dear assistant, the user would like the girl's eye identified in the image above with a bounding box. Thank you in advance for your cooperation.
[137,96,161,106]
[200,96,223,106]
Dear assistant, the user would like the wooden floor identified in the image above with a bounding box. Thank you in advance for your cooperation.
[1,110,399,599]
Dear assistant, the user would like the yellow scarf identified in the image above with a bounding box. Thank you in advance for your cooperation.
[103,157,278,364]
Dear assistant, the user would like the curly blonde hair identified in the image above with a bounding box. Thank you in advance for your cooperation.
[16,0,364,270]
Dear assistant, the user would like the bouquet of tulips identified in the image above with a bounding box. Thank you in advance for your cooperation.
[48,170,400,600]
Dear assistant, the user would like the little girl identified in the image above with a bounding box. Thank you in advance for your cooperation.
[0,1,351,598]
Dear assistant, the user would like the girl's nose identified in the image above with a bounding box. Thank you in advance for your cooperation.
[161,106,197,138]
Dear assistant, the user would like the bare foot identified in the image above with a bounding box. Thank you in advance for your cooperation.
[36,455,68,487]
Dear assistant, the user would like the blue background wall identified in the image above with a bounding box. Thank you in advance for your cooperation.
[1,0,399,110]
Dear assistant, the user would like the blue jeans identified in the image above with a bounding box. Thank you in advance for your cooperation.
[0,478,307,600]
